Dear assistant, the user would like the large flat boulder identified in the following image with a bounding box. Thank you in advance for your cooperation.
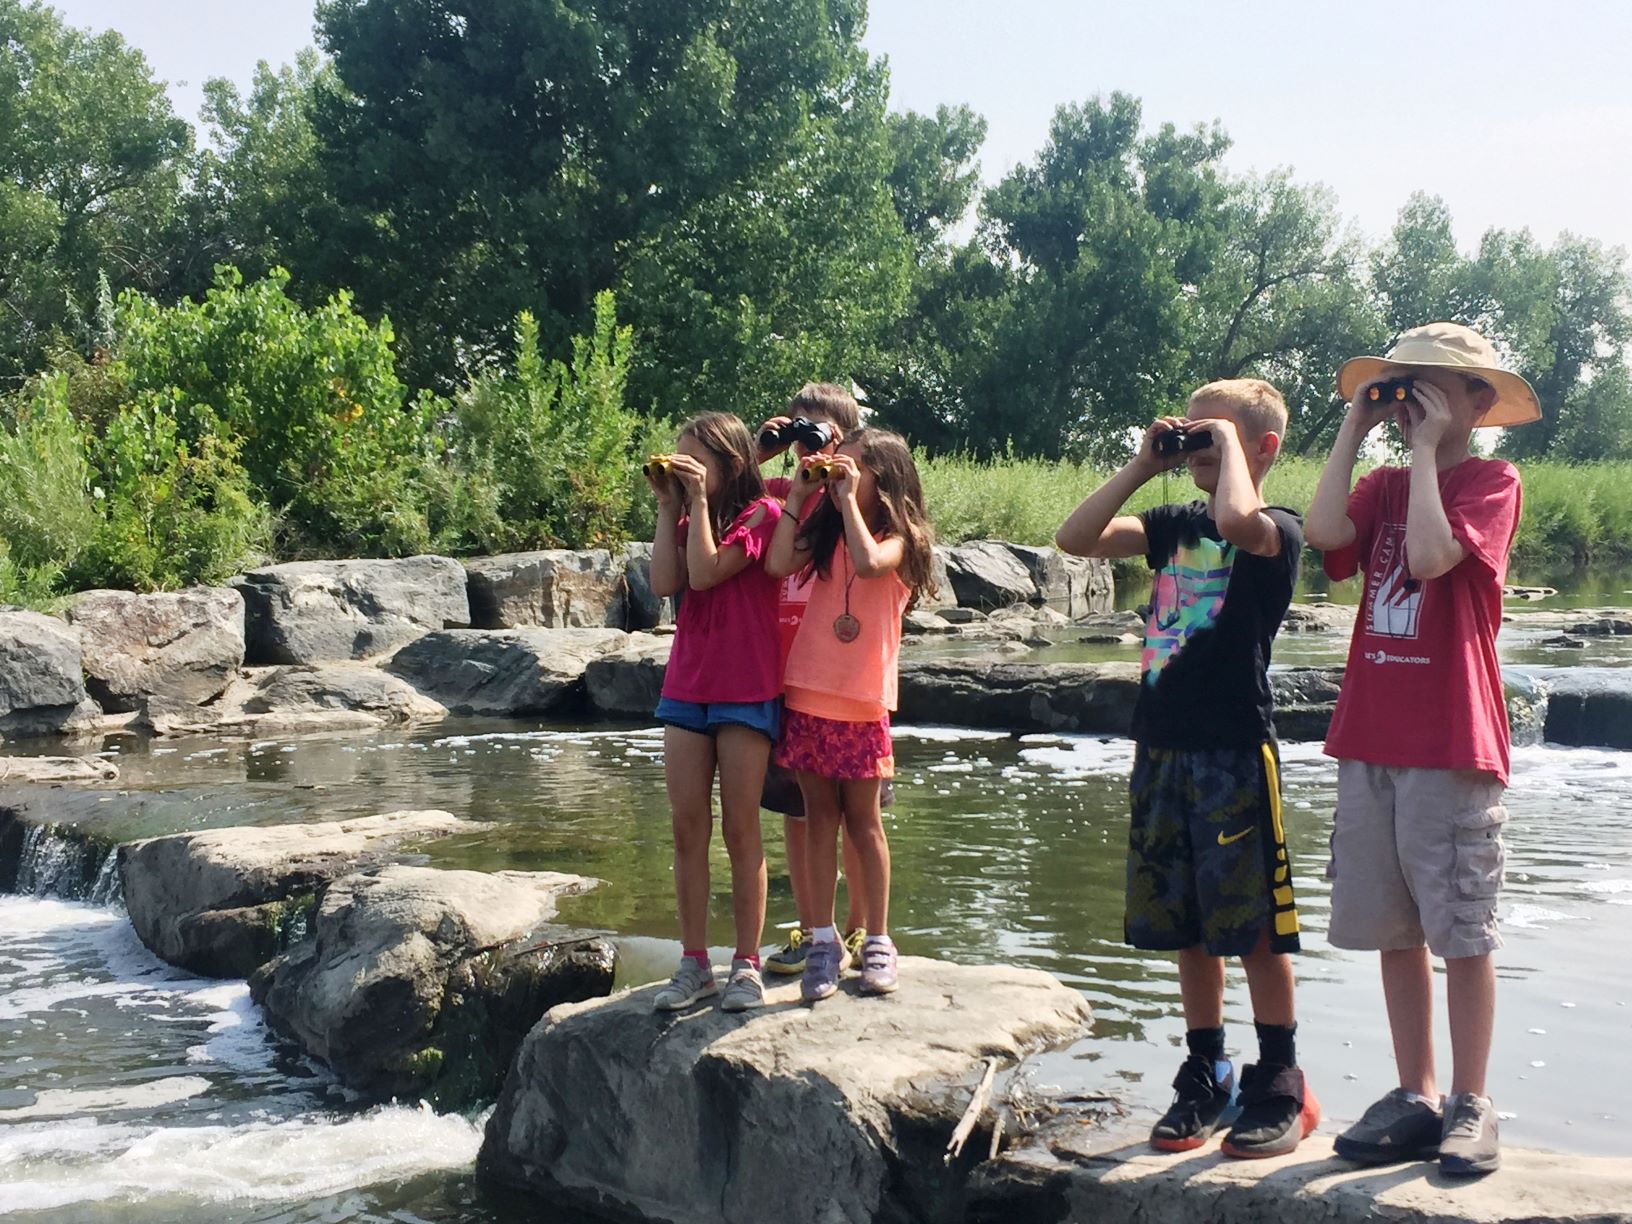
[465,550,627,629]
[147,664,447,737]
[968,1124,1632,1224]
[387,627,627,717]
[67,587,244,713]
[479,959,1091,1224]
[0,609,100,739]
[1543,667,1632,749]
[899,658,1142,734]
[944,540,1039,609]
[584,633,671,720]
[119,810,469,978]
[232,556,470,665]
[252,864,610,1106]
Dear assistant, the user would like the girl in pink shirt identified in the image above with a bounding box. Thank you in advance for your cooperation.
[647,412,783,1014]
[767,428,936,1001]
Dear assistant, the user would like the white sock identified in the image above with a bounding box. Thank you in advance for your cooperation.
[1404,1091,1439,1109]
[813,925,838,943]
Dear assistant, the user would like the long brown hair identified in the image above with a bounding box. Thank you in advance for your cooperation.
[679,412,765,537]
[797,428,937,607]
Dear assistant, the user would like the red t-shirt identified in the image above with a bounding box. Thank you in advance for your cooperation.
[1322,458,1522,782]
[660,497,783,704]
[766,475,821,673]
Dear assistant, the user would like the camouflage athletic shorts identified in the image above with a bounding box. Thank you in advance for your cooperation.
[1125,742,1301,957]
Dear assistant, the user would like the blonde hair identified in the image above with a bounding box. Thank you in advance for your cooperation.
[787,382,860,432]
[1188,378,1288,444]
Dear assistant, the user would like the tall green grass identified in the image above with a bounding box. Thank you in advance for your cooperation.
[918,454,1632,576]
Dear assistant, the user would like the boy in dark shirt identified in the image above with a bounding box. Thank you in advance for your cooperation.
[1058,378,1314,1158]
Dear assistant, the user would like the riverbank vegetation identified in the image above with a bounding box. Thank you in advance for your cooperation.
[2,0,1630,602]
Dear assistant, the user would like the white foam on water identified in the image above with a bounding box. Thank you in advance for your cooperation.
[1505,903,1573,930]
[0,1102,484,1213]
[0,1075,212,1121]
[892,725,1009,742]
[1014,735,1133,779]
[1581,879,1632,895]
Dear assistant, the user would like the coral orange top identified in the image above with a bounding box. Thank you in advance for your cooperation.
[783,546,910,722]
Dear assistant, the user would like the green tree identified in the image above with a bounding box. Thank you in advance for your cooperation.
[0,0,191,385]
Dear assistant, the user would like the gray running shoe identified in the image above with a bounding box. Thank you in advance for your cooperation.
[720,959,766,1012]
[1333,1088,1442,1165]
[652,957,718,1011]
[859,934,899,995]
[802,937,844,1002]
[1440,1092,1501,1176]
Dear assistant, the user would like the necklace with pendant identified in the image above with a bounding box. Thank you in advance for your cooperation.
[833,551,861,642]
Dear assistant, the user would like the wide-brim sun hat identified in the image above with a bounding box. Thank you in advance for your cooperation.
[1336,321,1541,428]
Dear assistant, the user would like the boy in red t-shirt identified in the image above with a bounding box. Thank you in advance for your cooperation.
[1306,322,1538,1178]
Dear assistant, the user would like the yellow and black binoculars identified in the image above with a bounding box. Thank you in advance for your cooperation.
[800,459,836,484]
[642,455,673,479]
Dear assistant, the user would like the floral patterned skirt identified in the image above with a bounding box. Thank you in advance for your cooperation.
[774,708,894,780]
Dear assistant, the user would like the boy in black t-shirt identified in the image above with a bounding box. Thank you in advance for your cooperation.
[1058,378,1314,1159]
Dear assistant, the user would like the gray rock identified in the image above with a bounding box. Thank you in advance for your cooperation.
[465,550,627,629]
[232,556,470,665]
[0,756,118,784]
[119,810,469,979]
[903,609,955,635]
[584,634,671,720]
[899,658,1141,734]
[944,540,1038,609]
[0,609,98,739]
[252,864,609,1105]
[622,542,674,630]
[1004,545,1114,617]
[920,545,955,610]
[1268,667,1345,742]
[1543,668,1632,750]
[969,1121,1632,1224]
[479,959,1091,1224]
[388,628,627,717]
[67,587,245,713]
[148,664,447,737]
[939,606,988,625]
[991,603,1071,628]
[1279,602,1357,633]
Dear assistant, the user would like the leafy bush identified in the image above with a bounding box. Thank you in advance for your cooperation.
[442,292,653,551]
[0,373,99,582]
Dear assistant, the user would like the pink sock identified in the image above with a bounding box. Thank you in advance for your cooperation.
[683,949,710,968]
[734,952,761,969]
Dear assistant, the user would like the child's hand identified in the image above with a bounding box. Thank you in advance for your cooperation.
[1182,416,1239,456]
[756,416,792,463]
[645,459,680,510]
[825,453,862,503]
[1406,379,1453,452]
[1344,379,1397,438]
[1135,417,1190,474]
[666,454,708,505]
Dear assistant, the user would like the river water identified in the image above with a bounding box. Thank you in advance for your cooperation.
[3,618,1631,1219]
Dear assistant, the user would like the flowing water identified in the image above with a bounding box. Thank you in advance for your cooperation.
[3,632,1632,1218]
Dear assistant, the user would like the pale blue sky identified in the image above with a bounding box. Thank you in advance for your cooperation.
[46,0,1632,254]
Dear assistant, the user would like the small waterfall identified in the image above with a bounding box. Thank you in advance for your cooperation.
[10,822,117,903]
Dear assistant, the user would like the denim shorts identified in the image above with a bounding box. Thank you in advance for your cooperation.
[655,696,781,742]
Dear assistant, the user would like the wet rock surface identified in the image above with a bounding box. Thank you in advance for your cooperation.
[0,609,100,740]
[387,627,627,716]
[252,864,609,1105]
[480,959,1091,1224]
[584,633,671,720]
[67,586,245,713]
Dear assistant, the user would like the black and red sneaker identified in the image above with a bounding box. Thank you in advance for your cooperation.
[1150,1054,1236,1152]
[1220,1063,1320,1159]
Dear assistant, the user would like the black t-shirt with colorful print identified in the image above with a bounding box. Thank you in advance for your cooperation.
[1130,501,1303,750]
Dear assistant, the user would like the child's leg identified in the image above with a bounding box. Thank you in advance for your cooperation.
[1381,946,1437,1099]
[665,724,717,953]
[840,825,867,933]
[798,772,843,932]
[784,815,815,929]
[1176,947,1224,1030]
[715,724,770,961]
[1445,952,1494,1097]
[838,778,887,934]
[1239,929,1295,1028]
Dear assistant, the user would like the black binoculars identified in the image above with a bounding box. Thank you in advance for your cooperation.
[1154,427,1214,457]
[1367,378,1415,406]
[760,416,838,452]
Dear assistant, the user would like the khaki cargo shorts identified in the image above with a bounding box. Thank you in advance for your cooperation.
[1326,761,1507,960]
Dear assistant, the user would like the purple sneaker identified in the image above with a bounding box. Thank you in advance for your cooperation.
[802,936,843,1002]
[859,935,899,994]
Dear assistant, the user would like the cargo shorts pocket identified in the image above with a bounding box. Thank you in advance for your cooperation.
[1452,802,1508,901]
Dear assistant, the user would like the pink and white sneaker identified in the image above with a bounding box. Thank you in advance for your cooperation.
[859,934,899,994]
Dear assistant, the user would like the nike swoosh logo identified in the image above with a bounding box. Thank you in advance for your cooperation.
[1217,826,1255,846]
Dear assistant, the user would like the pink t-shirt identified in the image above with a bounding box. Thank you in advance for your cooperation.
[1322,458,1522,782]
[784,546,910,721]
[660,496,783,705]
